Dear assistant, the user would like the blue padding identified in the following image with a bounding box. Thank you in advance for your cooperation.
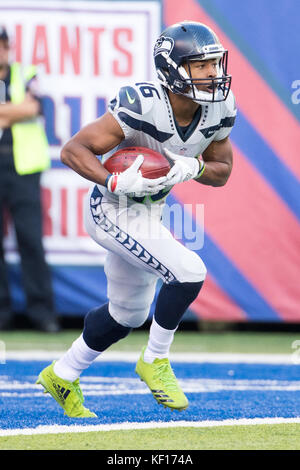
[198,0,300,120]
[231,112,300,221]
[8,264,108,316]
[7,264,196,320]
[50,159,66,169]
[52,265,108,314]
[167,194,281,322]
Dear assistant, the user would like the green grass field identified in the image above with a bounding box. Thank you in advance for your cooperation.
[1,328,299,354]
[1,328,300,450]
[1,424,300,450]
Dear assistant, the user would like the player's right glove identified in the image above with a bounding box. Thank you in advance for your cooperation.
[105,154,167,197]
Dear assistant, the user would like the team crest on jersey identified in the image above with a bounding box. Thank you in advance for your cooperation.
[154,36,174,57]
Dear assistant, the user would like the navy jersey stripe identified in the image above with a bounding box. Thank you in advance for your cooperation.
[89,186,177,283]
[118,112,174,143]
[200,115,236,138]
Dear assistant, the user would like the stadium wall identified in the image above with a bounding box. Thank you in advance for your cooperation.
[2,0,300,322]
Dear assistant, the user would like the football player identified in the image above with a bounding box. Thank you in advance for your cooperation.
[37,21,236,417]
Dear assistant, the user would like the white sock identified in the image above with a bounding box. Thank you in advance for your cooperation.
[143,318,177,364]
[53,334,100,382]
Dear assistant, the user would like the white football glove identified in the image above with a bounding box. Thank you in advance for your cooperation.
[164,148,205,185]
[106,154,168,197]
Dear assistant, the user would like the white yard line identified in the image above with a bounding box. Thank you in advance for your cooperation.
[3,350,295,364]
[2,377,300,395]
[1,417,300,437]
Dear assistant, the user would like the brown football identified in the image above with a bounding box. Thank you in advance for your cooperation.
[103,147,171,179]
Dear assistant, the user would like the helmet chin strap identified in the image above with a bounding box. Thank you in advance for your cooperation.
[177,65,225,103]
[190,87,224,103]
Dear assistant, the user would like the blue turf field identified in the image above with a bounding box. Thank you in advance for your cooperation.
[1,360,300,430]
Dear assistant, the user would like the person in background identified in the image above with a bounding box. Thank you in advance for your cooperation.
[0,26,60,332]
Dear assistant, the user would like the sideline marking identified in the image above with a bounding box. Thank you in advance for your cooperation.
[3,351,294,364]
[1,417,300,437]
[3,377,300,395]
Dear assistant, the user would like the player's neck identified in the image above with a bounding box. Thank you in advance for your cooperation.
[167,90,201,126]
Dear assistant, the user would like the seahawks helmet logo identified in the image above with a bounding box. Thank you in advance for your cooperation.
[154,36,174,57]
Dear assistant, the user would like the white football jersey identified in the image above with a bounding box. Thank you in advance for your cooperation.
[103,81,236,204]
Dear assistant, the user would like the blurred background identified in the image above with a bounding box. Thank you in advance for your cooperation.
[1,0,300,331]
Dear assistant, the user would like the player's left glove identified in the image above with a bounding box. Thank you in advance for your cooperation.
[164,148,205,185]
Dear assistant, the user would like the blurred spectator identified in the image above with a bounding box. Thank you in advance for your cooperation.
[0,26,60,332]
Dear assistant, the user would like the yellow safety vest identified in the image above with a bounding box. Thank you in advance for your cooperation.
[10,63,50,175]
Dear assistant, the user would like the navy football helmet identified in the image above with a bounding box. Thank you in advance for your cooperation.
[154,21,231,103]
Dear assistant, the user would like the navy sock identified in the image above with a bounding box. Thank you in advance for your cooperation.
[83,303,132,352]
[154,280,204,330]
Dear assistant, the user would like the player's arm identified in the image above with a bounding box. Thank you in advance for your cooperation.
[164,137,233,187]
[60,111,124,186]
[0,92,40,127]
[195,137,233,187]
[62,109,167,196]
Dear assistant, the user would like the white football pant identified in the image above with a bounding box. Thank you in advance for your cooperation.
[84,185,207,328]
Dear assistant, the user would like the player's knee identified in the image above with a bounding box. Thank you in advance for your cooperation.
[107,283,156,327]
[109,302,150,328]
[176,251,207,283]
[105,261,157,328]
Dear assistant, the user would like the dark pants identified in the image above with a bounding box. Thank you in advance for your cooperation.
[0,152,54,322]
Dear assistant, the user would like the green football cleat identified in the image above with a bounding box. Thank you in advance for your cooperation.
[36,362,97,418]
[135,347,188,411]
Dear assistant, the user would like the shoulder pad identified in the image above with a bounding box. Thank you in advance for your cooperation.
[136,81,162,114]
[108,82,161,119]
[128,81,161,114]
[224,89,237,115]
[118,85,143,115]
